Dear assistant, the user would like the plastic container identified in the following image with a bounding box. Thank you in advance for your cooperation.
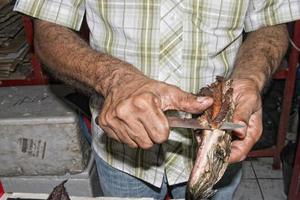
[1,155,102,197]
[0,85,90,176]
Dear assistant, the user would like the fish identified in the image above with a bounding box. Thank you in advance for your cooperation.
[187,76,234,199]
[47,180,70,200]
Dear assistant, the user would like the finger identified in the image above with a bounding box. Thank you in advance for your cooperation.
[120,118,154,149]
[95,97,121,142]
[116,96,161,147]
[229,114,262,163]
[135,97,170,144]
[139,109,169,144]
[229,137,258,163]
[162,86,213,113]
[229,141,249,163]
[231,103,252,139]
[96,116,121,142]
[102,125,122,142]
[232,103,253,124]
[99,104,138,148]
[231,91,261,137]
[108,118,139,148]
[229,134,256,163]
[116,93,169,144]
[232,121,248,139]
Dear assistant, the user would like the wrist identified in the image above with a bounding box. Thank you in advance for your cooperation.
[230,69,269,92]
[94,61,146,97]
[230,77,262,93]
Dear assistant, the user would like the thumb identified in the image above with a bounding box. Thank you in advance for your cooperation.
[170,88,213,113]
[232,104,251,138]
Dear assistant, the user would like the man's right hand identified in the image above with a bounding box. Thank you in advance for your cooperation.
[33,20,212,149]
[97,69,213,149]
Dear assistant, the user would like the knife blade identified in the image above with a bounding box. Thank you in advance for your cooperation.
[167,116,244,130]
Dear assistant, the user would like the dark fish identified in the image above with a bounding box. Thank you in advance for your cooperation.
[187,77,234,199]
[47,180,70,200]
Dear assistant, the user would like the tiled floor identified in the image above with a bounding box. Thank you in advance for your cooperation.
[234,157,287,200]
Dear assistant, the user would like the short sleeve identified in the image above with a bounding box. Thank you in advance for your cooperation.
[13,0,85,31]
[244,0,300,32]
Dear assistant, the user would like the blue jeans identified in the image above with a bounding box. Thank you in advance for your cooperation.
[94,151,242,199]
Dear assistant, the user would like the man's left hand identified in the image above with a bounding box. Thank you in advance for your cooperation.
[229,78,263,163]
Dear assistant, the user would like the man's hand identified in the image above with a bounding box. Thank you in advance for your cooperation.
[33,19,212,149]
[228,24,288,162]
[228,79,262,163]
[98,72,213,149]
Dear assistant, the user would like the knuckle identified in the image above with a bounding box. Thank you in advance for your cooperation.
[169,85,183,97]
[140,142,153,150]
[100,109,115,127]
[154,130,169,144]
[181,92,193,102]
[115,101,128,118]
[106,110,118,124]
[117,134,133,147]
[99,113,108,127]
[154,137,168,144]
[132,94,150,110]
[105,114,114,125]
[127,142,138,149]
[131,135,153,149]
[179,95,189,106]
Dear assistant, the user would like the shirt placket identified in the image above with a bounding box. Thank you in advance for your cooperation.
[158,0,183,87]
[159,0,192,186]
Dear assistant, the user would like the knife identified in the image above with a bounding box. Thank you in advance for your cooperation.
[167,116,244,130]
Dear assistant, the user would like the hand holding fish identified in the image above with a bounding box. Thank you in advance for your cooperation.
[229,78,263,163]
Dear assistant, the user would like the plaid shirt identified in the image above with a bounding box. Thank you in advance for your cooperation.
[15,0,300,187]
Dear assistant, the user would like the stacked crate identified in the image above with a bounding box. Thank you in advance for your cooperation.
[0,1,31,80]
[0,85,101,196]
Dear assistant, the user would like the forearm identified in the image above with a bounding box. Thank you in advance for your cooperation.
[34,19,144,96]
[231,24,289,91]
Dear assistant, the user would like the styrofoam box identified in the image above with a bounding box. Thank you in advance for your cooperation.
[0,85,90,176]
[1,154,102,197]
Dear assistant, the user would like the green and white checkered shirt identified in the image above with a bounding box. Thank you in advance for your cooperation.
[15,0,300,187]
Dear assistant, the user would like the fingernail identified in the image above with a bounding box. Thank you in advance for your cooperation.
[95,116,99,125]
[234,121,247,135]
[197,96,212,103]
[239,155,247,162]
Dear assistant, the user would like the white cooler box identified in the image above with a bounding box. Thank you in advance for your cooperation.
[0,85,91,176]
[1,154,102,197]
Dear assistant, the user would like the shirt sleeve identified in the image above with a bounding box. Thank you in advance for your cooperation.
[13,0,85,31]
[244,0,300,32]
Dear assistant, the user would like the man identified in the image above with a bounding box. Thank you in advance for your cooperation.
[14,0,300,199]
